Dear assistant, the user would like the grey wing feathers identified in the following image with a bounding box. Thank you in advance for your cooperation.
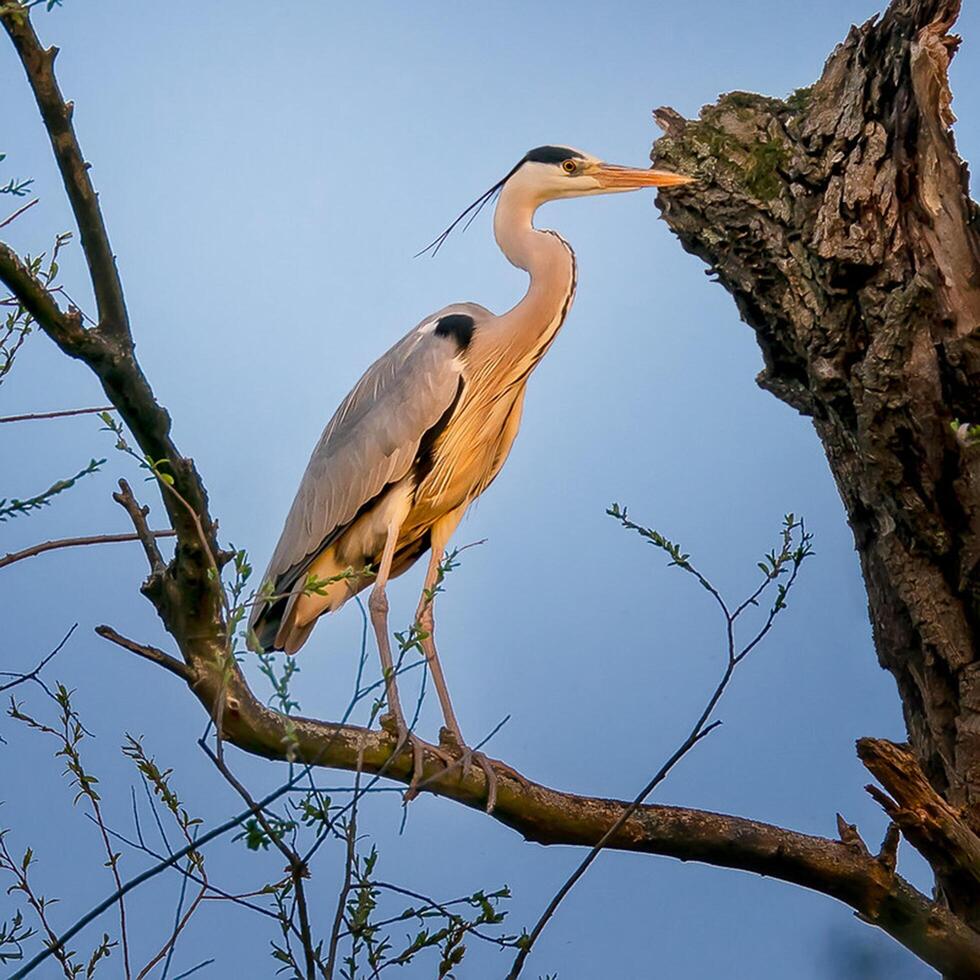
[256,304,489,600]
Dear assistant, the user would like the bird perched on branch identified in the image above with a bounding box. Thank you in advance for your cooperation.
[249,145,693,809]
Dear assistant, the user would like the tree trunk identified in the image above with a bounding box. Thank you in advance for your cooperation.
[651,0,980,924]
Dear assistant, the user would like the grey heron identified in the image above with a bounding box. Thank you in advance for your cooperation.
[249,145,693,809]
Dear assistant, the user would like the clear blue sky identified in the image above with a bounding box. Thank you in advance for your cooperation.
[3,1,977,976]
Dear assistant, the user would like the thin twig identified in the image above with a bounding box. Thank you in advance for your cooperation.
[0,832,76,979]
[0,195,38,229]
[170,959,215,980]
[88,814,280,922]
[507,518,810,978]
[0,404,114,423]
[0,529,174,571]
[136,881,206,980]
[199,741,319,980]
[8,768,314,979]
[0,623,76,693]
[325,740,366,976]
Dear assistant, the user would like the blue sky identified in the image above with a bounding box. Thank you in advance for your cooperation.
[2,1,977,977]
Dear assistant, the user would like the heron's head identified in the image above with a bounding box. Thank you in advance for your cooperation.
[509,145,694,203]
[419,144,693,255]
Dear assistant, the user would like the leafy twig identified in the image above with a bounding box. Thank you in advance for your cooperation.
[506,511,813,979]
[0,458,105,521]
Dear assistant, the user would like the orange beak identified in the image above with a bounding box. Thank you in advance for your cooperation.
[593,164,695,190]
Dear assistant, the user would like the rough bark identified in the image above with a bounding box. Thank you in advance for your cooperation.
[651,0,980,927]
[860,737,980,919]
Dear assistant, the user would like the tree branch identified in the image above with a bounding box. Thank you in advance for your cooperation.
[860,737,980,918]
[0,529,175,571]
[0,240,86,349]
[94,635,975,980]
[0,623,76,694]
[0,405,115,423]
[110,479,167,573]
[0,24,221,586]
[1,12,130,338]
[0,195,38,229]
[94,626,193,684]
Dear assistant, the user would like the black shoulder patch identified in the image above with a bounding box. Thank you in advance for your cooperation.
[523,145,585,165]
[434,313,475,350]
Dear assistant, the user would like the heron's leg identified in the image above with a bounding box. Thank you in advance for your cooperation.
[412,516,499,812]
[368,517,427,794]
[415,546,464,738]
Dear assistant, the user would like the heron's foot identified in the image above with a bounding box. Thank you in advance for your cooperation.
[379,713,452,803]
[379,711,426,801]
[438,727,499,813]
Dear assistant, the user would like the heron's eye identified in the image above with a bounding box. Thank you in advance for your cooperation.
[561,160,577,174]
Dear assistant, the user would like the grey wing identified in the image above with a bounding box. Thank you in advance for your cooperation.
[255,303,490,602]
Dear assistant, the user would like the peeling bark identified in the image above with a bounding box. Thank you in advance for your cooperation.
[651,0,980,926]
[860,737,980,920]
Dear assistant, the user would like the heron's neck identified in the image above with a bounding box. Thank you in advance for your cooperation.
[488,182,576,361]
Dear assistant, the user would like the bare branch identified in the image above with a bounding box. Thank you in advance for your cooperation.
[7,769,315,980]
[0,623,76,694]
[111,479,167,573]
[0,405,114,424]
[1,14,130,338]
[0,195,38,229]
[860,737,980,918]
[134,882,205,980]
[0,241,86,351]
[199,742,320,979]
[0,529,174,571]
[95,626,194,684]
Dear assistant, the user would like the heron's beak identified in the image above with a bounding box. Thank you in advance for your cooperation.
[593,164,695,190]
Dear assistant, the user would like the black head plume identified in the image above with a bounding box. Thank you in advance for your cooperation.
[416,146,584,258]
[415,169,512,258]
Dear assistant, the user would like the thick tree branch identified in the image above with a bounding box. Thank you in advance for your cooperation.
[1,12,129,338]
[87,637,980,979]
[0,15,222,595]
[0,241,86,349]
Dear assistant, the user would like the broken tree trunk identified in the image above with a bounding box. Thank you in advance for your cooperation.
[651,0,980,926]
